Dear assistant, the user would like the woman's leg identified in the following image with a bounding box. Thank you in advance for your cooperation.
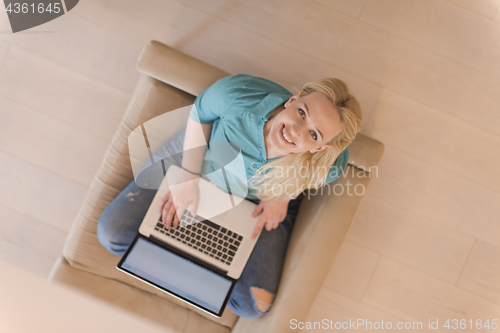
[97,181,158,256]
[97,128,186,256]
[227,193,304,318]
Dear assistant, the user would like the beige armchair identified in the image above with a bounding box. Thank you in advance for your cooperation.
[49,40,384,333]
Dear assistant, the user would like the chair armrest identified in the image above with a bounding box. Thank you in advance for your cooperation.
[136,40,232,97]
[232,167,374,333]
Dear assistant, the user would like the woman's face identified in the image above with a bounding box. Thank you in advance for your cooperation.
[265,91,343,157]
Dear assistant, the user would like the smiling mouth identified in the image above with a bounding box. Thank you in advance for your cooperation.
[281,124,295,145]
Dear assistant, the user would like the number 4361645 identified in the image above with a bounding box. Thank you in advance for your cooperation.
[444,319,498,330]
[6,3,61,14]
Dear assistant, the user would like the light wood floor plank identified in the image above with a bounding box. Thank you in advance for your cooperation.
[362,40,500,137]
[0,9,143,93]
[368,146,500,248]
[495,4,500,21]
[312,0,367,18]
[0,45,129,141]
[360,0,500,79]
[322,241,380,301]
[457,241,500,305]
[366,89,500,192]
[0,40,9,69]
[347,195,474,283]
[71,0,195,44]
[178,0,404,84]
[78,0,380,84]
[0,96,107,187]
[0,151,87,233]
[364,257,500,331]
[306,289,432,332]
[444,0,500,19]
[0,205,67,278]
[0,4,11,32]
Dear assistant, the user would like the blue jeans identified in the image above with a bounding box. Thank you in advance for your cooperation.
[96,129,303,319]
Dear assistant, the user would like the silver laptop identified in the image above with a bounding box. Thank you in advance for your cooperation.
[117,164,262,317]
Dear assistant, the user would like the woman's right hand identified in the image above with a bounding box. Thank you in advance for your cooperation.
[159,172,200,229]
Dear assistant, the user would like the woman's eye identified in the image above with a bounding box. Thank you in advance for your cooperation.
[299,109,305,117]
[311,131,317,140]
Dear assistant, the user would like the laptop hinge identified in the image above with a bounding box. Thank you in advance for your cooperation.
[148,234,231,278]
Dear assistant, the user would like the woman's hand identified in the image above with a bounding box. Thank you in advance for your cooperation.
[251,197,291,240]
[159,172,200,229]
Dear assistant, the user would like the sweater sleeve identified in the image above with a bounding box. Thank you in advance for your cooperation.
[189,74,251,124]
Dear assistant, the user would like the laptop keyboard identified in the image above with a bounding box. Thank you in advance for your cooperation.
[154,210,243,266]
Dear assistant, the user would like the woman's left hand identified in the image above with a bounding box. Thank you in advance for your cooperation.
[251,197,291,240]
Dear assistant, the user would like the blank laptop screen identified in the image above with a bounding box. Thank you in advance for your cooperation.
[121,237,233,313]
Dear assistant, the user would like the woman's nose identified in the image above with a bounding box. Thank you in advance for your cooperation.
[289,126,305,143]
[293,122,307,137]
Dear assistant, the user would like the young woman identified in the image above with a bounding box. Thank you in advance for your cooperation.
[97,74,362,319]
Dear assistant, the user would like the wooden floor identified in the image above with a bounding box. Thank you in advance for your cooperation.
[1,0,500,331]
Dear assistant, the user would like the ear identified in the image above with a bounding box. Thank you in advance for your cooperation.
[309,145,331,153]
[284,91,301,108]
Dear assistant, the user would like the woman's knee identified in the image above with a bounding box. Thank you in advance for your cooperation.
[96,198,139,257]
[251,287,275,314]
[96,207,122,256]
[228,286,275,319]
[96,181,154,255]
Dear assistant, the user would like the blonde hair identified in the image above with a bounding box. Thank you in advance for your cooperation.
[248,78,362,201]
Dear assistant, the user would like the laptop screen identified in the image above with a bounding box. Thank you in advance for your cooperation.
[120,236,234,315]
